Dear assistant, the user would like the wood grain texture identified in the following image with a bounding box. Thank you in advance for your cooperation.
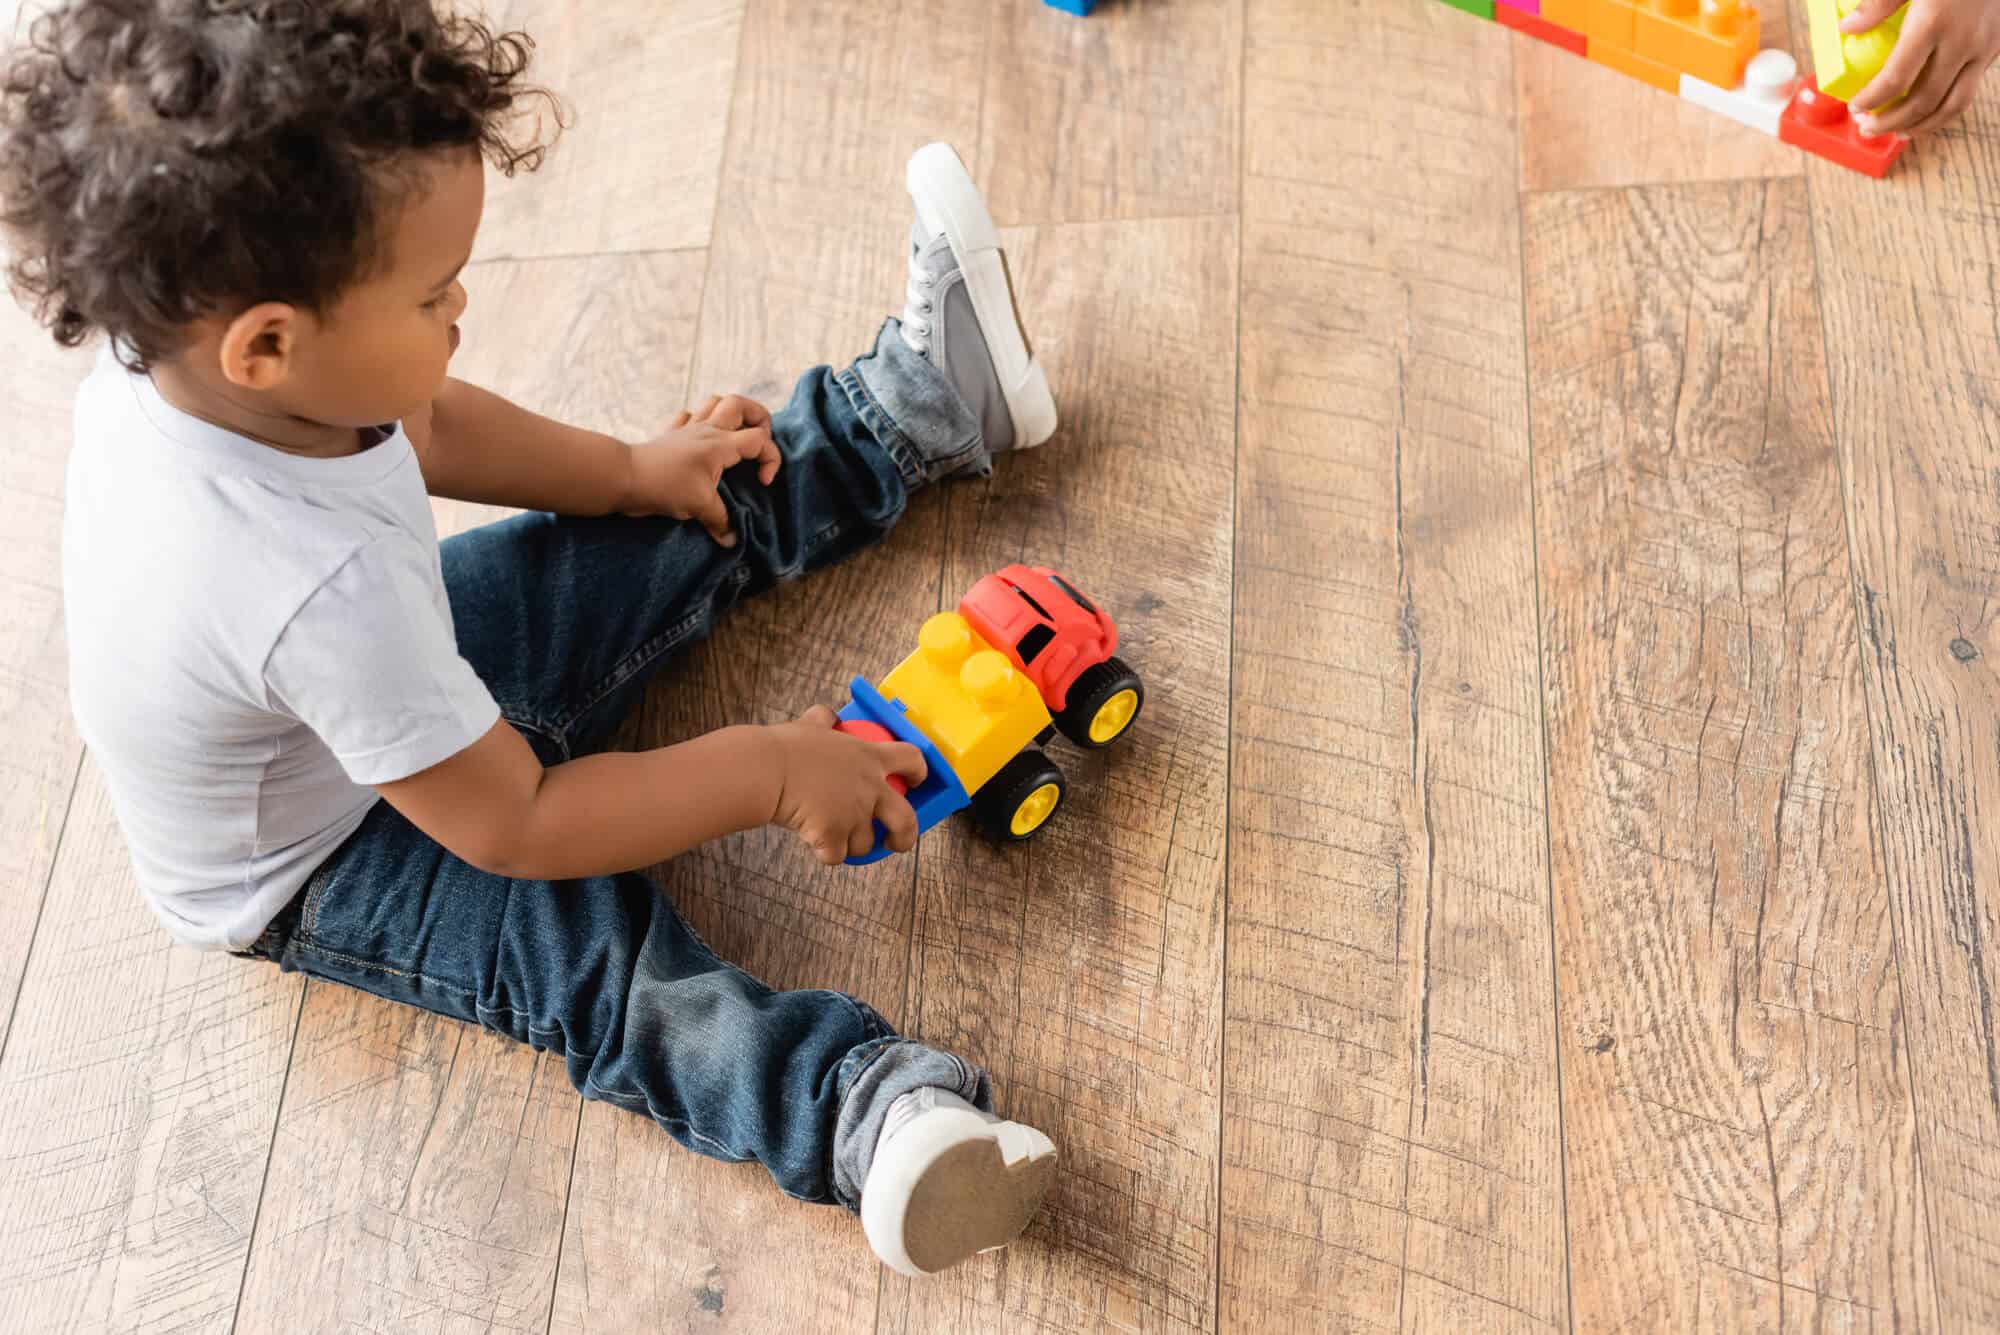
[1513,0,1802,192]
[977,0,1242,226]
[877,215,1236,1335]
[473,0,743,262]
[0,764,303,1332]
[1808,82,2000,1330]
[0,298,90,1057]
[233,253,704,1335]
[1526,177,1934,1331]
[1223,3,1567,1331]
[549,89,964,1320]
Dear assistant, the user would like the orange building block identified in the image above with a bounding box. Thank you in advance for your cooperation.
[1589,37,1682,92]
[1543,0,1589,30]
[1634,0,1759,89]
[1587,0,1637,46]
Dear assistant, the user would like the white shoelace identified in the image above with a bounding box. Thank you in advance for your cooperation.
[902,263,937,355]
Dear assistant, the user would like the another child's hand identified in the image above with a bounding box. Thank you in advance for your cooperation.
[624,394,781,545]
[768,706,927,865]
[1846,0,2000,135]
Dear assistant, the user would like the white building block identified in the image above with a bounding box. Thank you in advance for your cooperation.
[1681,49,1800,137]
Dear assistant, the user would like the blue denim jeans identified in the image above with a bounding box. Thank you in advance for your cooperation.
[250,322,993,1211]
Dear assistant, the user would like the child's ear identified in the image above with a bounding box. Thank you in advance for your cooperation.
[216,302,299,391]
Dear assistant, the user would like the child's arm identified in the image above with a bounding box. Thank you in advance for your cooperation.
[408,382,782,545]
[1844,0,2000,135]
[375,708,927,876]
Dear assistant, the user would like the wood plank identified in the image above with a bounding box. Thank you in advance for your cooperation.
[0,764,304,1330]
[473,0,743,261]
[1807,78,2000,1330]
[234,252,705,1334]
[977,0,1242,226]
[1525,178,1934,1330]
[1514,0,1803,191]
[1222,3,1567,1331]
[549,0,988,1307]
[0,291,90,1057]
[874,214,1236,1331]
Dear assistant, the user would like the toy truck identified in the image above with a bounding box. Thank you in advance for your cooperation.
[835,564,1143,864]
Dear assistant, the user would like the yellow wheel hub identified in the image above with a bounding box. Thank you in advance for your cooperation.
[1088,688,1140,744]
[1011,783,1062,837]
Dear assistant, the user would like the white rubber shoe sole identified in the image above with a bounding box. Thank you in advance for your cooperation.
[906,142,1059,451]
[860,1103,1059,1278]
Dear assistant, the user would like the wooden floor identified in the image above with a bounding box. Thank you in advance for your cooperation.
[2,0,1997,1329]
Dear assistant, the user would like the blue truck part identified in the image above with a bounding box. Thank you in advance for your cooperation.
[837,675,971,865]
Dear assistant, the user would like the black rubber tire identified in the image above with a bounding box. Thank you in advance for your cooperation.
[971,750,1067,843]
[1054,656,1145,750]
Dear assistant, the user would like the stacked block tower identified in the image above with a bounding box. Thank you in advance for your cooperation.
[1042,0,1908,179]
[1442,0,1909,177]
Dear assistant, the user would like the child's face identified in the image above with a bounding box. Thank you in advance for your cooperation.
[284,149,484,428]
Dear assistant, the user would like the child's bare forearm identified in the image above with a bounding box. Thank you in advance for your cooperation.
[501,727,783,878]
[410,378,637,516]
[378,720,784,879]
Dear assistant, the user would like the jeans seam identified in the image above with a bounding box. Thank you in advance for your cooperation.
[547,600,714,743]
[838,365,976,491]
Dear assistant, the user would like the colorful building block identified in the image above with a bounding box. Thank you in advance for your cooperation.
[1778,77,1910,176]
[1042,0,1098,13]
[1498,0,1541,14]
[1589,37,1681,92]
[1587,0,1638,46]
[1806,0,1907,101]
[1543,0,1590,31]
[1634,0,1758,89]
[1499,1,1589,53]
[1436,0,1498,18]
[1680,48,1799,136]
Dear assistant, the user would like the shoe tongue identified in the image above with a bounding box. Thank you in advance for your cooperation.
[910,226,957,280]
[881,1085,971,1145]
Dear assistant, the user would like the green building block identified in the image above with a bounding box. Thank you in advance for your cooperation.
[1435,0,1498,18]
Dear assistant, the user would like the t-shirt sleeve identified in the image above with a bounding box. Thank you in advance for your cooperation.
[265,536,501,786]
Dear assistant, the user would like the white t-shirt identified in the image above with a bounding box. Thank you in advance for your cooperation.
[62,350,500,950]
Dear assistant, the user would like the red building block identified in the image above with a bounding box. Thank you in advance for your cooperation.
[1633,0,1758,90]
[1498,1,1588,53]
[1778,79,1909,177]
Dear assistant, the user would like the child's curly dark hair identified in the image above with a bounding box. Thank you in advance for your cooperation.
[0,0,561,369]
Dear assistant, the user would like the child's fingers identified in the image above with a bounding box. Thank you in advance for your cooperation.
[731,425,782,483]
[692,394,722,422]
[668,410,692,430]
[875,792,919,853]
[699,394,764,431]
[1840,0,1902,33]
[690,487,736,548]
[798,704,839,729]
[847,821,879,861]
[1852,19,1938,119]
[1905,57,1983,133]
[877,741,928,786]
[1859,50,1956,130]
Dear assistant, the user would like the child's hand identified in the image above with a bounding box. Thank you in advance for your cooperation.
[624,394,782,546]
[768,706,927,865]
[1845,0,2000,135]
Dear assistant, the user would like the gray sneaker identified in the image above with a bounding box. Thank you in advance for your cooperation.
[900,143,1058,455]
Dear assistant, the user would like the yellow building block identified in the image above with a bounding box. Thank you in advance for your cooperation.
[1543,0,1590,32]
[1806,0,1906,102]
[1634,0,1758,89]
[1589,37,1683,92]
[1587,0,1637,47]
[879,612,1052,797]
